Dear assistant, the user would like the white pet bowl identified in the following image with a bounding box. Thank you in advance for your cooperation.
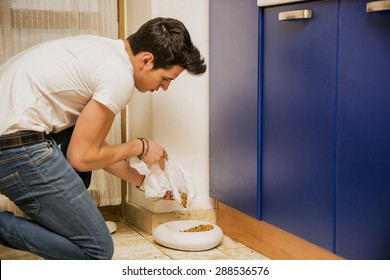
[152,220,223,251]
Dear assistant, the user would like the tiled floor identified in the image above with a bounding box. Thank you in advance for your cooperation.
[0,220,270,260]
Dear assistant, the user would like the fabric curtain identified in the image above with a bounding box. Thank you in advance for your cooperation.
[0,0,121,211]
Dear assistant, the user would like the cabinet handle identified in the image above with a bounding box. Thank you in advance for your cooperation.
[278,9,312,21]
[366,0,390,13]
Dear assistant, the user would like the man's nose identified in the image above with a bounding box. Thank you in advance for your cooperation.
[160,80,171,91]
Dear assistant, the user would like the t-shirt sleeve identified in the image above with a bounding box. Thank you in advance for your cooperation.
[92,61,134,114]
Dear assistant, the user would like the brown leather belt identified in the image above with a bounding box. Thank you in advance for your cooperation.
[0,131,47,150]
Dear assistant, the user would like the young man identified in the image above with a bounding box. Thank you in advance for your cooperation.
[0,17,206,259]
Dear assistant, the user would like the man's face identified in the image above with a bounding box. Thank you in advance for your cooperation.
[134,64,184,93]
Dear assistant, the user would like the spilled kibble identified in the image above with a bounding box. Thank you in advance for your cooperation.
[180,224,214,232]
[181,193,188,208]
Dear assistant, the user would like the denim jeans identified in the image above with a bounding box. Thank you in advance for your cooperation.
[0,138,114,259]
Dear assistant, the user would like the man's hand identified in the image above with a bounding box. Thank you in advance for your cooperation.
[157,190,174,201]
[141,139,168,170]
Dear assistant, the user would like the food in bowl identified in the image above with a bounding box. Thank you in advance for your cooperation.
[180,224,214,232]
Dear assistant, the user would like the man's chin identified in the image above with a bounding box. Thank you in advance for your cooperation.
[135,87,148,93]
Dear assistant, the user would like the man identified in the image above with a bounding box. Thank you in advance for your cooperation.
[0,17,206,259]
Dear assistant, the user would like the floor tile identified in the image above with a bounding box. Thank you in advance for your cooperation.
[111,230,147,245]
[154,242,232,260]
[216,235,248,250]
[0,245,43,260]
[222,247,270,260]
[112,240,171,260]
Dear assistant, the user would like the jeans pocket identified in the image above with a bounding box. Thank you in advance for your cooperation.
[0,172,41,216]
[27,140,55,166]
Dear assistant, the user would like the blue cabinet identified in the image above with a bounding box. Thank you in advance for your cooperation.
[209,0,259,218]
[260,0,339,252]
[336,0,390,260]
[210,0,390,259]
[260,0,390,259]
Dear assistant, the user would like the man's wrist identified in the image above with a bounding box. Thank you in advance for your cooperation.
[136,175,146,189]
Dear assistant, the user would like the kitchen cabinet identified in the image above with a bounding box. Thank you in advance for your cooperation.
[260,0,390,259]
[209,0,259,218]
[336,0,390,260]
[261,0,338,252]
[210,0,390,259]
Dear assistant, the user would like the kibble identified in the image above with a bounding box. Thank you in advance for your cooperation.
[181,193,188,208]
[181,224,214,232]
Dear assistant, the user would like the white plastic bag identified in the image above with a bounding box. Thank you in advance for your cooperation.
[130,158,196,209]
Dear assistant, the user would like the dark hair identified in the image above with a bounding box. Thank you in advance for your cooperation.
[127,17,206,75]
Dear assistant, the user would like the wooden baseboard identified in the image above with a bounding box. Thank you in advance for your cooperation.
[98,205,122,222]
[216,202,342,260]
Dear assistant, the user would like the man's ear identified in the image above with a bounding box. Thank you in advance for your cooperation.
[139,52,154,70]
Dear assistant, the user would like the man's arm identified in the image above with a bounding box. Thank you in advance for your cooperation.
[67,99,166,172]
[103,160,144,186]
[104,160,172,200]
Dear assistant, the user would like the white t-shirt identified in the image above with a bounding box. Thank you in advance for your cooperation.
[0,35,134,135]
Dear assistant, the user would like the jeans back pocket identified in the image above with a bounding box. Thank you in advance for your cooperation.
[0,172,40,216]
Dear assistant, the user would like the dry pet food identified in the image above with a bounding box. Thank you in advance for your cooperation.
[181,193,188,208]
[181,224,214,232]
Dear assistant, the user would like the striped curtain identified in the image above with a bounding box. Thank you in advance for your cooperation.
[0,0,122,213]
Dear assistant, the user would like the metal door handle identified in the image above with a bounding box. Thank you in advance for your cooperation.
[279,9,312,21]
[366,0,390,12]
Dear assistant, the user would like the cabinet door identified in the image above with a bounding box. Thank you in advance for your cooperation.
[336,0,390,260]
[209,0,259,218]
[261,0,338,250]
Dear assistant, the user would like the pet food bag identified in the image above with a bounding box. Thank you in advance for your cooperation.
[130,158,196,209]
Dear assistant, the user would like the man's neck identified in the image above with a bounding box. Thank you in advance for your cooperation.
[122,39,136,67]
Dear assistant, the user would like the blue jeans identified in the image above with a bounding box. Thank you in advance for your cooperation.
[0,138,114,259]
